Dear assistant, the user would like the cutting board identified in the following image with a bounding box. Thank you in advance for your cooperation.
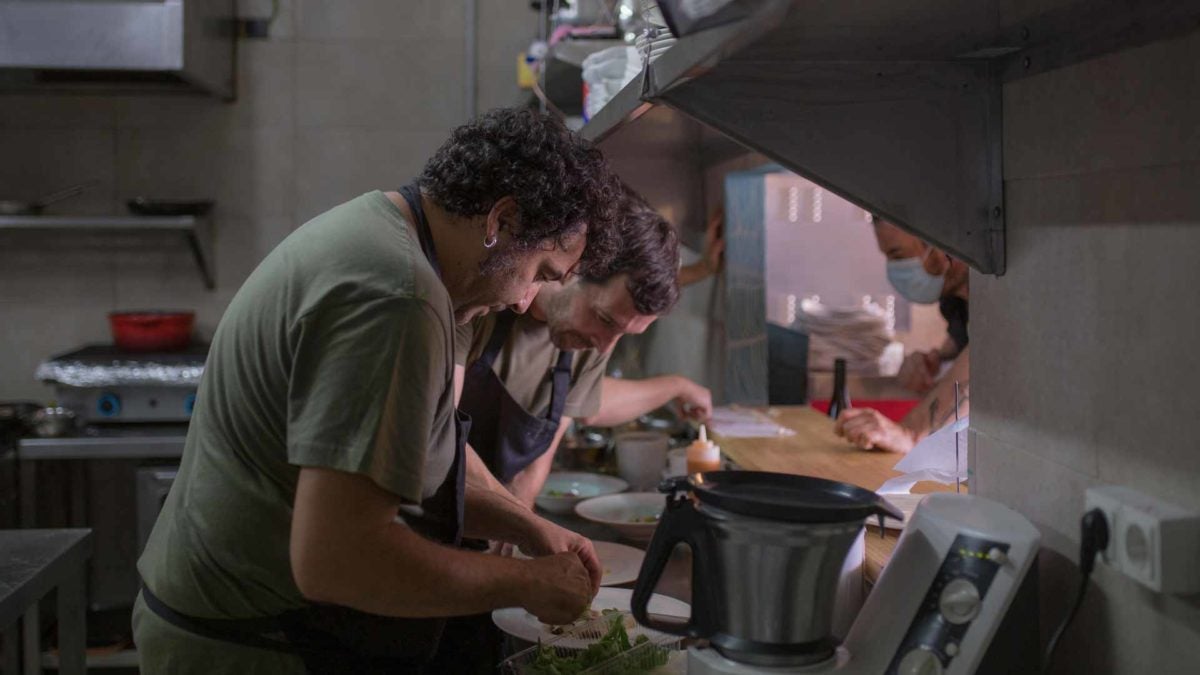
[714,406,907,492]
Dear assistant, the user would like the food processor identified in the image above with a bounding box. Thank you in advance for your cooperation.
[631,472,1041,674]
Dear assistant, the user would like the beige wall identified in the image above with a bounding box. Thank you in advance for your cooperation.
[973,28,1200,673]
[0,0,535,401]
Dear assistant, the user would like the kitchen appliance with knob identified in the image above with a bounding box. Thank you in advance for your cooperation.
[631,473,1041,674]
[36,344,206,423]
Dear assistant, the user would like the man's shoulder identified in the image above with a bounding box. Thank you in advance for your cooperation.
[573,347,610,379]
[455,313,498,366]
[284,191,451,309]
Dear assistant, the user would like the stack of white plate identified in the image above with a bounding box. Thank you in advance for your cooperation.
[798,297,903,375]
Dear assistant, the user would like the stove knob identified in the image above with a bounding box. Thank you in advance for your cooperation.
[96,393,122,418]
[898,647,944,675]
[939,578,982,625]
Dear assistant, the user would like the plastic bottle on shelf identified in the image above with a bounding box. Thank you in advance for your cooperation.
[686,424,722,475]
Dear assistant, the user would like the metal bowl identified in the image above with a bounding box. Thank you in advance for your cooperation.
[558,426,613,472]
[31,406,78,438]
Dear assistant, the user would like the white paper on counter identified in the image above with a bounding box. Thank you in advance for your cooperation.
[708,406,797,438]
[878,416,968,494]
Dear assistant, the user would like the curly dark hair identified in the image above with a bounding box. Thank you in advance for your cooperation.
[419,108,622,272]
[582,191,680,316]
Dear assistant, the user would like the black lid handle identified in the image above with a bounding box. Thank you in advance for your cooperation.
[630,490,717,638]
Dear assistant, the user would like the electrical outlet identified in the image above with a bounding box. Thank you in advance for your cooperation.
[1084,486,1200,594]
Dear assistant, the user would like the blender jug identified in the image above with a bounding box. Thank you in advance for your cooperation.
[631,472,902,668]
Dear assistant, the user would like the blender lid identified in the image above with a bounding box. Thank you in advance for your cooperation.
[686,471,903,523]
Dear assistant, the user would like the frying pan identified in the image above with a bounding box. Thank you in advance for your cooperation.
[126,197,214,217]
[0,182,95,216]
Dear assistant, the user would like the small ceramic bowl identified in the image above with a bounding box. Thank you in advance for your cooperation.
[534,472,628,515]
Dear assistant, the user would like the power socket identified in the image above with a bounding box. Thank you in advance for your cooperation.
[1084,486,1200,594]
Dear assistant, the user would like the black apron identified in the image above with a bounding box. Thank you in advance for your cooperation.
[459,310,574,483]
[426,311,574,672]
[142,183,470,674]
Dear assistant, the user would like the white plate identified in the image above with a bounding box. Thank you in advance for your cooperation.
[593,540,645,586]
[514,540,645,587]
[491,587,690,647]
[575,492,665,544]
[535,472,628,515]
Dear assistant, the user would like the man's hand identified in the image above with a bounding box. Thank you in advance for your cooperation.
[834,408,917,453]
[678,209,726,287]
[517,516,603,593]
[674,377,713,422]
[701,208,726,275]
[520,553,595,625]
[897,350,941,394]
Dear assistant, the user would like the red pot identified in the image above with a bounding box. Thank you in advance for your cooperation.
[109,311,195,352]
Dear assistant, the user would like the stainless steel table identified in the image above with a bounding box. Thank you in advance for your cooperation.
[17,426,186,528]
[16,428,185,670]
[0,529,92,675]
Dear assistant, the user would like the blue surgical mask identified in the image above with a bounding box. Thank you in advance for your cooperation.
[886,250,945,304]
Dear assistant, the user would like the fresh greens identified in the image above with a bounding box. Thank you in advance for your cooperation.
[525,613,668,675]
[629,514,660,524]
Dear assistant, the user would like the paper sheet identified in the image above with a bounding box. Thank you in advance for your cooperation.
[878,416,968,494]
[708,406,797,438]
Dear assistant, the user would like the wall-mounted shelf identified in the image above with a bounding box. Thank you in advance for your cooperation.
[583,0,1200,275]
[0,215,215,289]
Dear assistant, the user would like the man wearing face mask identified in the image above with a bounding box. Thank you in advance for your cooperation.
[875,216,970,394]
[833,216,970,453]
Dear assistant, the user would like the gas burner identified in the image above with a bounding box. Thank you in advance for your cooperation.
[37,343,207,423]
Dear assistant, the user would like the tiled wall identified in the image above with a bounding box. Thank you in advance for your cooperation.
[974,28,1200,673]
[0,0,535,400]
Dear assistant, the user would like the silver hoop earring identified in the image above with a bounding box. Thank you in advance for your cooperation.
[484,234,498,248]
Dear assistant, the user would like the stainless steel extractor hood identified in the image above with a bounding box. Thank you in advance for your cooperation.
[0,0,235,99]
[584,0,1200,276]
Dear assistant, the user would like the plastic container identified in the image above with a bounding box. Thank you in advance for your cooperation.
[109,311,195,352]
[615,431,669,491]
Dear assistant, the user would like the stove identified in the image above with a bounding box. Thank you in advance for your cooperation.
[36,344,207,423]
[20,344,201,614]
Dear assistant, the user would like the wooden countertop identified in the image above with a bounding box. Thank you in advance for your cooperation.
[712,406,957,584]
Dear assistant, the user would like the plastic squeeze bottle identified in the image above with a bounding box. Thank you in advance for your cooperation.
[686,424,722,474]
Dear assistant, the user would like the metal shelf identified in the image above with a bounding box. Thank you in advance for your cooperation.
[18,426,188,461]
[0,215,215,289]
[582,0,1200,275]
[41,646,141,670]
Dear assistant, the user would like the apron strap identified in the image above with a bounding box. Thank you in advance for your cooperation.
[140,583,308,657]
[547,349,574,422]
[475,311,516,370]
[397,182,440,277]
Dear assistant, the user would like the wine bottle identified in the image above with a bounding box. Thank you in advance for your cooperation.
[828,358,851,419]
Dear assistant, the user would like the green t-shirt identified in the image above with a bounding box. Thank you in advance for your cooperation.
[455,312,608,419]
[138,191,457,626]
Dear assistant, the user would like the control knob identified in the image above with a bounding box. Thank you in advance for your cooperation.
[897,647,943,675]
[939,578,982,625]
[96,392,122,418]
